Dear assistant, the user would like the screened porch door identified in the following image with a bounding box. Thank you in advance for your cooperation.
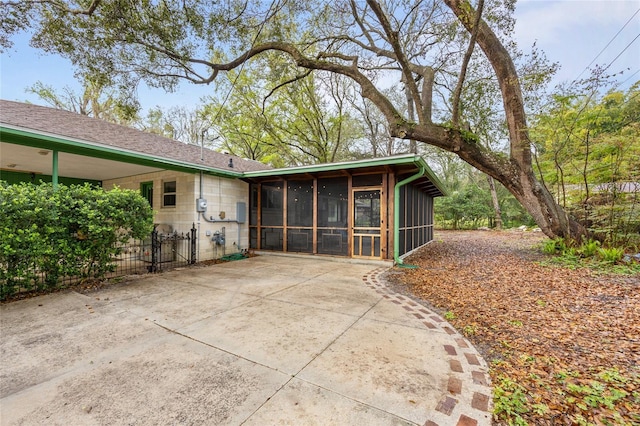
[352,189,382,258]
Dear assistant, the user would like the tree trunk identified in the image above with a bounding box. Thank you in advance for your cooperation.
[487,176,503,230]
[403,78,418,154]
[438,0,588,241]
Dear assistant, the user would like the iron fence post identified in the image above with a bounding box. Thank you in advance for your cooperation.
[190,222,197,264]
[150,225,159,272]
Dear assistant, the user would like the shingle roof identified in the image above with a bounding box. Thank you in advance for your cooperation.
[0,100,271,173]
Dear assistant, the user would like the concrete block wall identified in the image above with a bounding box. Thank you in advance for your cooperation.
[197,175,249,261]
[103,171,249,261]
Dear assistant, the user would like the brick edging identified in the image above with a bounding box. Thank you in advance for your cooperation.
[362,267,493,426]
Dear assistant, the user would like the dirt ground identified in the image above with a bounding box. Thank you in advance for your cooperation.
[385,230,640,425]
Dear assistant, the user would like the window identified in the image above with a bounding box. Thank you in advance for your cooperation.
[287,180,313,227]
[261,181,283,226]
[162,180,176,207]
[317,177,348,228]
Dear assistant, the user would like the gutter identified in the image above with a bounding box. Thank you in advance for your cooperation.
[393,165,426,268]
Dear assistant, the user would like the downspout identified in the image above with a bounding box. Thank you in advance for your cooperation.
[394,165,425,268]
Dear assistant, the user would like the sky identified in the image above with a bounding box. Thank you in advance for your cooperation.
[0,0,638,113]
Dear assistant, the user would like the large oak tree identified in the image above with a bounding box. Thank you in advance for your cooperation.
[1,0,587,239]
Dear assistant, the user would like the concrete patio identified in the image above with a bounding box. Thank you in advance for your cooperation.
[0,255,492,425]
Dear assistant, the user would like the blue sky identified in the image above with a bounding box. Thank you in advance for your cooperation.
[1,0,638,113]
[514,0,639,87]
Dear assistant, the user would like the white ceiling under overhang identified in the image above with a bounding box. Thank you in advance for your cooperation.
[0,142,164,181]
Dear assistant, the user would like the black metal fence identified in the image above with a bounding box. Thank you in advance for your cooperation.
[113,224,197,275]
[1,224,197,300]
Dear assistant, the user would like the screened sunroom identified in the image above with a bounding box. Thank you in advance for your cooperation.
[242,155,446,262]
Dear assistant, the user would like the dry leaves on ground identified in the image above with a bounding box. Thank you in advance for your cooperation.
[386,230,639,426]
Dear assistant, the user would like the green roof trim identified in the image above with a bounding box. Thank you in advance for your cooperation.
[244,154,448,196]
[2,124,447,195]
[1,125,244,178]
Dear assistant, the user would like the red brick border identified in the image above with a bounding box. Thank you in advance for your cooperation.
[361,267,493,426]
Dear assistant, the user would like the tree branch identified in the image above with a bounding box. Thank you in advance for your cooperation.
[11,0,102,15]
[262,69,313,112]
[367,0,426,124]
[444,0,532,169]
[451,0,484,128]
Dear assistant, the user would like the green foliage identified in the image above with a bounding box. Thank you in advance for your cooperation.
[493,367,639,425]
[436,184,494,229]
[493,375,530,425]
[26,78,140,125]
[462,324,478,336]
[203,64,363,166]
[578,239,600,258]
[539,237,639,273]
[532,82,640,247]
[432,155,535,230]
[0,182,153,299]
[542,238,565,255]
[559,368,635,425]
[597,247,624,264]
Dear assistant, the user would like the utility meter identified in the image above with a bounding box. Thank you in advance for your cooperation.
[196,198,208,212]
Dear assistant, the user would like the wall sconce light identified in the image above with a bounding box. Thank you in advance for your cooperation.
[38,150,49,156]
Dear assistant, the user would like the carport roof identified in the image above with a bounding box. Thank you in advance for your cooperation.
[0,100,270,177]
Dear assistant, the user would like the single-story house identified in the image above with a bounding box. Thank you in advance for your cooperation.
[1,100,446,264]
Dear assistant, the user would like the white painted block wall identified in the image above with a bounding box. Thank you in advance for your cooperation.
[103,171,249,261]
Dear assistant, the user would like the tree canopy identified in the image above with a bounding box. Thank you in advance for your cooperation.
[1,0,615,240]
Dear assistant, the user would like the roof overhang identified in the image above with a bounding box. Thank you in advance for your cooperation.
[243,154,448,197]
[1,125,447,196]
[1,125,244,180]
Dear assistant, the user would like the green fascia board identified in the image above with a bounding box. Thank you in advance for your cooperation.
[244,154,448,196]
[1,125,448,194]
[1,125,243,179]
[412,156,448,197]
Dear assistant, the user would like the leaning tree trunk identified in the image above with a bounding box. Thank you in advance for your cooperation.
[364,0,589,240]
[440,0,588,241]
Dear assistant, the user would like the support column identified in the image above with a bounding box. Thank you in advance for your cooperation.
[52,150,59,190]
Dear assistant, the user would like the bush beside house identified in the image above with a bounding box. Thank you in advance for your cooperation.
[0,182,153,299]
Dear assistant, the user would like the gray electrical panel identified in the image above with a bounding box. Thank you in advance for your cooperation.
[236,202,246,224]
[196,198,208,212]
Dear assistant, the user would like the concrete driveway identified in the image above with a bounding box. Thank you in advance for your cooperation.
[1,255,491,425]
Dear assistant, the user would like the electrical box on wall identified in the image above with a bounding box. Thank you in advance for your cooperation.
[236,202,246,224]
[196,198,208,212]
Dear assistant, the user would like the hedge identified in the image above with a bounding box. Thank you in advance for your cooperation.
[0,182,154,299]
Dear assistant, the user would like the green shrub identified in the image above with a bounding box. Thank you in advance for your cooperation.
[597,247,624,264]
[542,238,568,255]
[542,239,558,255]
[577,239,600,258]
[493,375,530,425]
[0,182,153,299]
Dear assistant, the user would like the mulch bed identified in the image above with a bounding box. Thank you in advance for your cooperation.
[385,230,639,425]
